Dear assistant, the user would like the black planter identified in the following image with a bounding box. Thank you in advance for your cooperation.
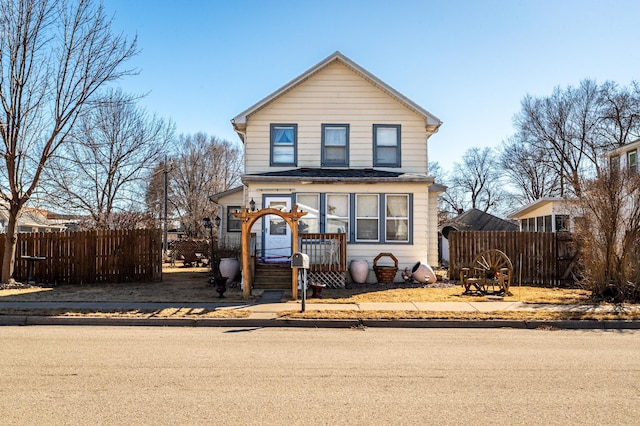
[214,276,228,298]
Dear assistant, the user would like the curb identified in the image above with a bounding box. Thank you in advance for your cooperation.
[1,315,639,329]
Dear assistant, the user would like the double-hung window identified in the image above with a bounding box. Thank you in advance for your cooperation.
[322,124,349,166]
[373,124,401,167]
[296,194,320,233]
[385,195,409,242]
[270,124,297,166]
[326,194,349,234]
[628,150,637,174]
[356,194,379,241]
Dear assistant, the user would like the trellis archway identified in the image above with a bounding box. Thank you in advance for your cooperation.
[232,206,307,299]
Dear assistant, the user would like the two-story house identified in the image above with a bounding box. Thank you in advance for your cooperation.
[212,51,443,289]
[606,137,640,173]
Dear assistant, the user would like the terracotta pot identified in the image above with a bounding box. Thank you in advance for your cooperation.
[349,259,369,284]
[411,261,436,284]
[219,258,240,284]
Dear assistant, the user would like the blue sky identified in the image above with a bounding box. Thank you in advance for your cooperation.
[104,0,640,172]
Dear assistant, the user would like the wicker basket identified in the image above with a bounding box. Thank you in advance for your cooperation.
[373,252,398,284]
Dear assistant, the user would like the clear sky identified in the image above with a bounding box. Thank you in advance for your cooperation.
[103,0,640,172]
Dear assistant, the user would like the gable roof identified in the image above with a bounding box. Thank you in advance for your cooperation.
[231,51,442,141]
[441,208,517,238]
[208,186,243,203]
[507,197,569,219]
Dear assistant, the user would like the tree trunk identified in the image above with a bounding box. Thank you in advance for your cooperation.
[1,204,21,284]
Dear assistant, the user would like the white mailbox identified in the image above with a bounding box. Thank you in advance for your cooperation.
[291,252,310,269]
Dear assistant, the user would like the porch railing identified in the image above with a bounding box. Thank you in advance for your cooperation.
[298,233,347,272]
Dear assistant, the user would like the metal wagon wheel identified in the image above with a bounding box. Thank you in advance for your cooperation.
[472,249,513,281]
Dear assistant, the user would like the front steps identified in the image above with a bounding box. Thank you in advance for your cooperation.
[253,262,292,290]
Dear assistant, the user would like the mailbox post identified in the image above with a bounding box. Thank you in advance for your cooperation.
[291,252,309,312]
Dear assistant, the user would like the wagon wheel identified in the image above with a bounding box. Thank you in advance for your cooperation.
[471,249,513,293]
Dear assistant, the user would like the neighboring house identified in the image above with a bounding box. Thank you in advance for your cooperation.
[508,197,573,232]
[605,138,640,173]
[0,207,76,233]
[439,208,518,264]
[209,186,244,249]
[212,51,443,284]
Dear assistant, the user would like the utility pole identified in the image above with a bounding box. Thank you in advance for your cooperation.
[163,155,169,257]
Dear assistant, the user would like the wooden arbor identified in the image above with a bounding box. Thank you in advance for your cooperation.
[232,205,307,299]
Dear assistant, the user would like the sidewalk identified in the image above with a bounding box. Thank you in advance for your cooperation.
[1,299,639,329]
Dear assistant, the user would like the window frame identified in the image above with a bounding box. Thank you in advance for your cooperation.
[373,124,401,167]
[355,194,380,242]
[295,193,320,234]
[325,193,350,236]
[321,124,349,167]
[385,194,410,242]
[226,206,242,233]
[627,150,637,174]
[270,123,297,166]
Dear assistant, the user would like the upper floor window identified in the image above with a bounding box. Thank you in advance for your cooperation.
[610,154,620,172]
[270,124,297,166]
[322,124,349,166]
[373,124,401,167]
[627,150,637,174]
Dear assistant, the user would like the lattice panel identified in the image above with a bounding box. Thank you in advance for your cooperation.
[309,271,345,289]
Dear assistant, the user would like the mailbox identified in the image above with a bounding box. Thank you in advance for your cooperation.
[291,252,309,269]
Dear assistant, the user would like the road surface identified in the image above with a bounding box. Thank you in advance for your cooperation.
[1,326,639,425]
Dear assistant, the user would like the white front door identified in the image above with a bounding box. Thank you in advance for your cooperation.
[263,196,292,262]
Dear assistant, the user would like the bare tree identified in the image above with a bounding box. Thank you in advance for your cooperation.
[576,168,640,302]
[442,147,507,214]
[0,0,136,282]
[500,134,561,204]
[44,89,174,229]
[512,79,640,198]
[166,133,242,237]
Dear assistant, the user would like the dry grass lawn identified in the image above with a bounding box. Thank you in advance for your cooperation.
[0,264,252,303]
[2,264,638,321]
[311,284,593,304]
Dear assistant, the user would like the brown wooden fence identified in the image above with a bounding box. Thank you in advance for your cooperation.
[1,229,162,285]
[448,231,577,286]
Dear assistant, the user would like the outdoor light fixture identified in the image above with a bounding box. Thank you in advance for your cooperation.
[249,198,256,212]
[203,216,212,229]
[214,216,221,227]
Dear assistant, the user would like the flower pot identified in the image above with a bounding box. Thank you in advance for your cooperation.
[411,261,436,284]
[349,259,369,284]
[219,258,240,284]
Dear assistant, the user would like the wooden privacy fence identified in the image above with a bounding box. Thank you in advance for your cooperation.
[1,229,162,285]
[448,231,577,286]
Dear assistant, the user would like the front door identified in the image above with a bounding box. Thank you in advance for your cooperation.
[263,196,292,262]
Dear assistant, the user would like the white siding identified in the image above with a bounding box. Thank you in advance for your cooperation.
[244,61,428,175]
[246,181,433,279]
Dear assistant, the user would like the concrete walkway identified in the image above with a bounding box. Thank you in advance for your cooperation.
[0,298,639,329]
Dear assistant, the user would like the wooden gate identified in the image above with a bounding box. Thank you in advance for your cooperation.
[448,231,577,286]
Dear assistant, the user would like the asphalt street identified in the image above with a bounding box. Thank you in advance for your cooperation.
[1,326,639,425]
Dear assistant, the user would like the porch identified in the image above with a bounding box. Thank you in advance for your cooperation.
[251,233,348,290]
